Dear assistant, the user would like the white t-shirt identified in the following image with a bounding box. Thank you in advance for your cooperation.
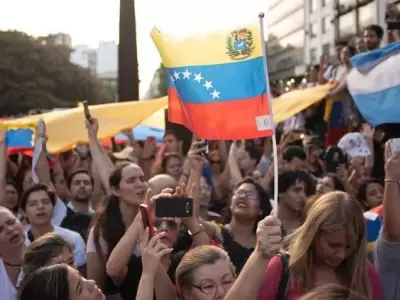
[25,226,86,267]
[86,227,141,257]
[0,259,22,300]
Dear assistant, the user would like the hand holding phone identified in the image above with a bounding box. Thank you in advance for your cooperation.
[155,196,193,218]
[146,136,156,145]
[83,100,92,123]
[197,139,209,157]
[140,204,155,237]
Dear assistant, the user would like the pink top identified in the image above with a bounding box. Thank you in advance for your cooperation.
[257,255,384,300]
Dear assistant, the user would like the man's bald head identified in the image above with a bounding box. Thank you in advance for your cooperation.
[148,174,178,195]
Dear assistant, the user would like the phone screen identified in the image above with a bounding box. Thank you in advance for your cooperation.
[140,204,155,237]
[388,138,400,154]
[146,136,156,144]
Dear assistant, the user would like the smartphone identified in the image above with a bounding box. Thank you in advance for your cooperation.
[388,138,400,154]
[324,146,347,173]
[197,139,209,157]
[155,196,193,218]
[139,204,155,237]
[83,100,92,123]
[146,136,156,144]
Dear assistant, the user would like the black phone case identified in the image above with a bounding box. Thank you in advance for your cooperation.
[155,196,193,218]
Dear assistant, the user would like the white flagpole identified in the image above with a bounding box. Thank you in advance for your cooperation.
[258,13,279,213]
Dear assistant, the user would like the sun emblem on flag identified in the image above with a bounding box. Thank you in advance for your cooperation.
[226,28,255,60]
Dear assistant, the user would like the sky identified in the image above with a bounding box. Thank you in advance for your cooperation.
[0,0,268,97]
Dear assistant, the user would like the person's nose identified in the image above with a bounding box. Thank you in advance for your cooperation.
[215,284,227,298]
[85,279,97,291]
[335,248,346,261]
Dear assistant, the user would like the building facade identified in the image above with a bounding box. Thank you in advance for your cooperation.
[266,0,306,82]
[70,41,117,77]
[333,0,389,43]
[304,0,335,65]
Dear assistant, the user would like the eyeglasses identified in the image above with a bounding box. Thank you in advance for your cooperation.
[234,189,258,201]
[192,278,235,296]
[153,220,178,230]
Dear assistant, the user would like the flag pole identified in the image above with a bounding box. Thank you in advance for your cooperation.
[259,12,279,213]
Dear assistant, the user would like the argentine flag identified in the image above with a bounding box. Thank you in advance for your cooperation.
[347,41,400,126]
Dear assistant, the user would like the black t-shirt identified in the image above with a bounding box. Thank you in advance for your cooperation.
[60,207,92,241]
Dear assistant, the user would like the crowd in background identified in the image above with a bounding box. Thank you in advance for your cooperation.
[0,22,399,300]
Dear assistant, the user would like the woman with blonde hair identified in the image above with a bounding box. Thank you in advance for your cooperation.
[176,245,237,300]
[22,232,75,279]
[220,192,384,300]
[300,284,367,300]
[256,191,383,299]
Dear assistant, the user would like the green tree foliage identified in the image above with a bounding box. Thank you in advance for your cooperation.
[145,63,167,99]
[0,30,107,115]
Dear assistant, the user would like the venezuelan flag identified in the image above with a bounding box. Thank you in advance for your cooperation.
[324,94,348,147]
[6,128,35,155]
[151,24,273,140]
[364,205,383,253]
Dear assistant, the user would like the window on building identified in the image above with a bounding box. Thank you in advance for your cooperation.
[322,43,331,56]
[339,10,357,38]
[268,0,303,26]
[310,48,317,63]
[322,17,331,34]
[269,9,304,39]
[309,22,318,38]
[280,30,305,49]
[310,0,318,12]
[358,2,377,32]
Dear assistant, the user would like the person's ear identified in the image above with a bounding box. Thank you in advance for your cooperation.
[110,186,120,197]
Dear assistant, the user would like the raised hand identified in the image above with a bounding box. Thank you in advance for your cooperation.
[140,228,173,276]
[256,214,282,260]
[85,117,99,137]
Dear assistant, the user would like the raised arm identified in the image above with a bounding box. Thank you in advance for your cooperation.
[86,118,114,192]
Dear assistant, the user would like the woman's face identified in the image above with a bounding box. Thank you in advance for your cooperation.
[24,190,53,226]
[364,182,384,209]
[3,184,18,211]
[316,177,335,195]
[314,228,351,268]
[23,170,34,192]
[199,177,212,208]
[310,147,322,160]
[154,220,180,249]
[117,164,147,206]
[230,183,261,219]
[49,247,76,269]
[0,209,25,255]
[185,259,235,300]
[165,156,182,180]
[209,151,222,172]
[340,47,351,64]
[67,266,105,300]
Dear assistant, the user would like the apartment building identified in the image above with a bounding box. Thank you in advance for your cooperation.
[266,0,306,82]
[304,0,335,65]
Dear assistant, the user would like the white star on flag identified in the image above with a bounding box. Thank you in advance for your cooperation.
[194,73,203,83]
[173,71,180,80]
[203,80,213,90]
[210,89,220,99]
[182,69,192,79]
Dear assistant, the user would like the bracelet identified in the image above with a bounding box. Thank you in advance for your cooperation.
[188,224,204,237]
[384,179,399,184]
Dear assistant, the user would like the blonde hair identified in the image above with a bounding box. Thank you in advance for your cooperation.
[299,284,368,300]
[286,191,369,297]
[176,245,235,295]
[22,233,73,278]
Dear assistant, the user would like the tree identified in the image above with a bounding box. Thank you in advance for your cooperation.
[118,0,139,101]
[0,30,108,115]
[144,63,167,99]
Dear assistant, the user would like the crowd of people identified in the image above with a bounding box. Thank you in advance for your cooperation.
[0,22,399,300]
